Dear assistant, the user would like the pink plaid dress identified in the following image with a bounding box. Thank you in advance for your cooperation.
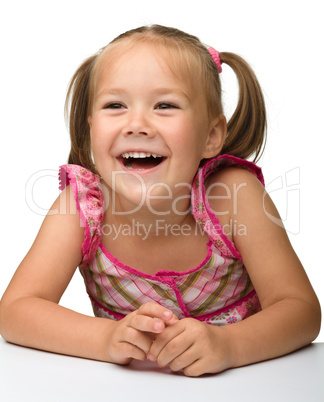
[59,155,263,326]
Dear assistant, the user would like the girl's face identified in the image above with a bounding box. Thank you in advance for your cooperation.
[89,44,225,213]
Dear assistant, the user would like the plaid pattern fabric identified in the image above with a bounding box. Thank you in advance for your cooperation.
[80,242,259,323]
[60,155,263,326]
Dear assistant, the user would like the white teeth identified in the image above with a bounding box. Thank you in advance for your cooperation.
[121,152,162,158]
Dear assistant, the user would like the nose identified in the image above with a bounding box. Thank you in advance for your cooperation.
[122,108,155,137]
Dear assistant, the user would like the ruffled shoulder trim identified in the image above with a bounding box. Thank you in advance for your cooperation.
[59,164,104,266]
[191,154,265,260]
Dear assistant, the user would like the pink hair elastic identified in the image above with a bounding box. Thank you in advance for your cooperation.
[208,47,222,73]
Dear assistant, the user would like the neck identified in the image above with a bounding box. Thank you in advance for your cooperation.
[103,187,194,242]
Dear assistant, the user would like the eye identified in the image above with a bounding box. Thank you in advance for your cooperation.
[155,102,178,110]
[104,102,125,109]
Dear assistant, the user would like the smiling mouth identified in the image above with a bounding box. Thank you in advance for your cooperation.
[118,151,165,170]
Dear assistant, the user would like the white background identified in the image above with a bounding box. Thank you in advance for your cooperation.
[0,0,323,341]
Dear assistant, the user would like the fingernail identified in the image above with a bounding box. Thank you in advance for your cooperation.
[153,322,162,331]
[163,311,172,319]
[147,354,156,362]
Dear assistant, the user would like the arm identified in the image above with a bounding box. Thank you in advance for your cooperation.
[149,168,321,375]
[0,186,176,363]
[219,168,321,366]
[0,186,109,360]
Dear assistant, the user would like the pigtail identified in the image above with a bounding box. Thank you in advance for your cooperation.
[219,52,267,163]
[65,54,97,172]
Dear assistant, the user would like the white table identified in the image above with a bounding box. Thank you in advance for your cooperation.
[0,338,323,402]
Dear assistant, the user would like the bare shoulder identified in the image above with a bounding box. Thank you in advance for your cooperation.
[208,167,318,310]
[31,184,85,274]
[36,184,84,252]
[205,166,264,196]
[204,167,264,238]
[205,166,287,254]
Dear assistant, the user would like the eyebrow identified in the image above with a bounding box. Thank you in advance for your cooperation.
[95,87,191,101]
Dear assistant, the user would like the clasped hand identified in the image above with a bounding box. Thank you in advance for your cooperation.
[105,302,231,376]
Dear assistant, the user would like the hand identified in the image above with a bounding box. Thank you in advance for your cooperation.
[147,318,232,377]
[105,302,178,365]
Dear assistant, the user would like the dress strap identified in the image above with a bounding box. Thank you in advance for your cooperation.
[59,164,104,266]
[191,154,265,260]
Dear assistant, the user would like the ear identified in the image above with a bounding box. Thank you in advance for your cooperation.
[201,114,227,159]
[87,115,92,128]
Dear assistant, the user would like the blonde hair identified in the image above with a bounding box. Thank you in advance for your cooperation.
[65,25,266,172]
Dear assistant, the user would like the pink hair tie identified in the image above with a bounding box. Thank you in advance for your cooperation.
[208,47,222,73]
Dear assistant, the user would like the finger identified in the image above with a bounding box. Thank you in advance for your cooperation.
[122,326,154,354]
[128,313,166,334]
[149,314,180,343]
[156,336,192,368]
[148,323,187,365]
[137,302,176,322]
[168,347,198,373]
[182,359,206,377]
[118,341,148,362]
[165,314,179,326]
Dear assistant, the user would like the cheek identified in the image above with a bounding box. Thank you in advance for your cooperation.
[89,130,107,167]
[90,119,110,149]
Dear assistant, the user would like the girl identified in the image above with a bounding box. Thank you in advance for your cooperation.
[0,25,321,377]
